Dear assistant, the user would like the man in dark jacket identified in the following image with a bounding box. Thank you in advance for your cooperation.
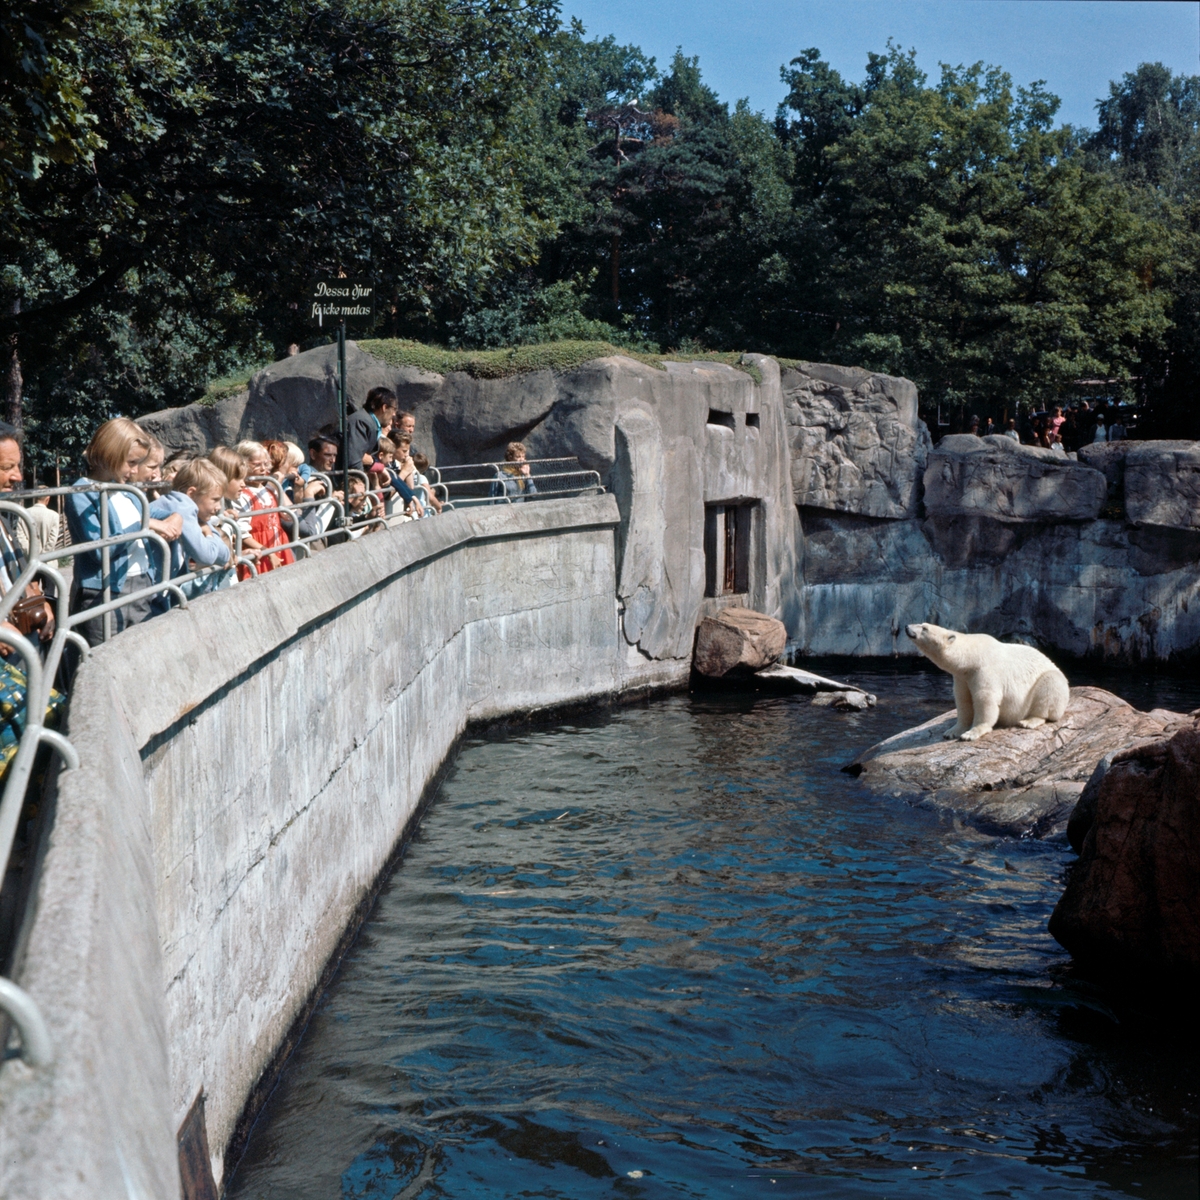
[344,387,397,472]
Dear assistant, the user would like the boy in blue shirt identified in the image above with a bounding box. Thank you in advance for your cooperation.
[149,458,233,606]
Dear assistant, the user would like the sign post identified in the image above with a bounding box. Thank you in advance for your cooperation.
[337,320,347,505]
[304,278,375,522]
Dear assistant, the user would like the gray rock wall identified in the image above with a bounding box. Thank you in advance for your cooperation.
[137,347,1200,663]
[139,346,802,673]
[781,363,929,519]
[0,496,640,1198]
[784,388,1200,662]
[924,434,1106,521]
[795,510,1200,661]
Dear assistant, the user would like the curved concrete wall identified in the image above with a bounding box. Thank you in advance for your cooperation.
[143,349,804,674]
[0,495,632,1198]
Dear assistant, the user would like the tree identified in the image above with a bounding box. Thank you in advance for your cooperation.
[0,0,110,197]
[527,47,790,349]
[1088,63,1200,435]
[2,0,561,456]
[775,46,1171,421]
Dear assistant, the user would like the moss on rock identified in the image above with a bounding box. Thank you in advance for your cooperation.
[357,338,761,383]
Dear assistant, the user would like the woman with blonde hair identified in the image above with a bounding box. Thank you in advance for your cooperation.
[64,418,182,646]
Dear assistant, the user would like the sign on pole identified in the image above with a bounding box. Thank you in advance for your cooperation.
[306,278,375,328]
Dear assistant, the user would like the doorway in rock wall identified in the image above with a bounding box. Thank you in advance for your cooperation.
[704,502,754,598]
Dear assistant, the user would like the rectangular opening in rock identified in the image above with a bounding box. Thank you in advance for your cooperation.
[705,503,754,596]
[745,412,760,428]
[707,409,735,430]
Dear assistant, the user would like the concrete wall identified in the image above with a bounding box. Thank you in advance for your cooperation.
[142,347,803,679]
[131,345,1200,665]
[0,495,632,1197]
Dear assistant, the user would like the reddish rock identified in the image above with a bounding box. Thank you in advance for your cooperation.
[1050,715,1200,980]
[693,607,787,678]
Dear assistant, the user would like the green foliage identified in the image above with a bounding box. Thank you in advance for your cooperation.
[0,0,110,195]
[3,7,1196,453]
[774,46,1172,418]
[449,273,656,351]
[1086,63,1200,435]
[360,337,761,381]
[3,0,560,462]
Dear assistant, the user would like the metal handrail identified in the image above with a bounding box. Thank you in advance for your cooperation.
[0,482,188,1066]
[428,456,582,481]
[0,461,609,1064]
[431,463,603,509]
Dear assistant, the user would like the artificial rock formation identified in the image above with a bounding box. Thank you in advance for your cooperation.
[795,510,1200,661]
[846,687,1189,837]
[923,434,1107,522]
[141,344,803,681]
[781,370,1200,663]
[693,607,787,678]
[1124,441,1200,530]
[781,363,930,519]
[1050,715,1200,980]
[137,344,1200,666]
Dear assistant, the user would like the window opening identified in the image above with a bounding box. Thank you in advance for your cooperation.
[706,409,735,430]
[745,412,760,428]
[705,502,754,597]
[723,509,737,593]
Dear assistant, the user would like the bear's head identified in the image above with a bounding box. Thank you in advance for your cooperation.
[905,622,958,667]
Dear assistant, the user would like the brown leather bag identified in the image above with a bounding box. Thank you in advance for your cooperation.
[10,595,51,637]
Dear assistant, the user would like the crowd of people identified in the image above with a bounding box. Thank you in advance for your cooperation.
[0,385,542,672]
[964,399,1131,454]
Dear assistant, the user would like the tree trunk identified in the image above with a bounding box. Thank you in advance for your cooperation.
[610,235,620,305]
[5,298,21,434]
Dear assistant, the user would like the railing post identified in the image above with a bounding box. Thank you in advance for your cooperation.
[99,488,111,641]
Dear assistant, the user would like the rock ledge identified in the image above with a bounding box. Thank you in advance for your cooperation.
[846,687,1190,837]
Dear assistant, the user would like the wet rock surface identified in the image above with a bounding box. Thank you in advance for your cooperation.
[753,663,869,695]
[846,687,1190,837]
[795,510,1200,662]
[781,363,930,519]
[810,689,876,710]
[923,434,1106,522]
[693,607,787,678]
[1050,715,1200,980]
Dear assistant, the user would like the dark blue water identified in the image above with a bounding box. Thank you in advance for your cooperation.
[229,662,1200,1199]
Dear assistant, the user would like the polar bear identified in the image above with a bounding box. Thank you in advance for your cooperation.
[905,622,1070,741]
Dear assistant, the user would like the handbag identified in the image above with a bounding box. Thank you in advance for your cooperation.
[9,594,51,637]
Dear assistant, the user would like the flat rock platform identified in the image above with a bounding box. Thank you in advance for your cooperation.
[846,687,1191,838]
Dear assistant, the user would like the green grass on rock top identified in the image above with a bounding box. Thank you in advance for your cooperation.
[357,339,762,384]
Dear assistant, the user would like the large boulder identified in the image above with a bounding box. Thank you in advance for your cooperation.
[924,434,1106,522]
[693,607,787,678]
[138,341,409,454]
[782,363,931,519]
[1076,440,1132,508]
[846,687,1190,837]
[1050,715,1200,980]
[1124,441,1200,530]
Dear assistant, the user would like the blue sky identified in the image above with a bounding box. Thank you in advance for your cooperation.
[562,0,1199,130]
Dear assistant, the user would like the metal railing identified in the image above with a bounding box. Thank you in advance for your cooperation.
[0,459,606,1065]
[426,457,603,509]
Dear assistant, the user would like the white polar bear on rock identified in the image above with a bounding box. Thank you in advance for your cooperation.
[905,622,1070,741]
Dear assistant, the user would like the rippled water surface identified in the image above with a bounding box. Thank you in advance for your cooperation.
[230,663,1200,1199]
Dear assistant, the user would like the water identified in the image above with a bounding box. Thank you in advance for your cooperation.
[229,662,1200,1199]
